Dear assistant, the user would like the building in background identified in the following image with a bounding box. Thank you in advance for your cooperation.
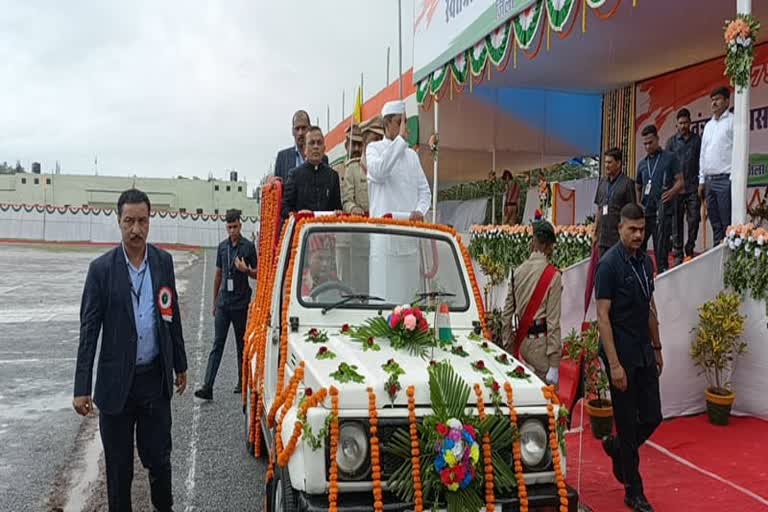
[0,171,259,218]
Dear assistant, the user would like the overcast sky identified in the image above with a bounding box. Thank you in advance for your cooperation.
[0,1,416,187]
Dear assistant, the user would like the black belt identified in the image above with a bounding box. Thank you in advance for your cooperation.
[705,174,730,181]
[527,319,548,337]
[135,358,161,375]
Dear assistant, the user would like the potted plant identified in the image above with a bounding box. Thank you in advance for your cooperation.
[691,292,747,426]
[564,325,613,439]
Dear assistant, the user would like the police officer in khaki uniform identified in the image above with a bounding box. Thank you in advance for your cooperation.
[342,123,366,214]
[501,221,562,385]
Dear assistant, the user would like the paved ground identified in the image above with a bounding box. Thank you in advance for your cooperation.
[0,244,266,511]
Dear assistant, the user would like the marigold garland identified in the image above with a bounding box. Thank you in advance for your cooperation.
[504,382,528,512]
[279,386,328,467]
[328,386,340,512]
[543,385,569,512]
[275,363,305,467]
[367,387,384,512]
[406,385,424,512]
[265,451,275,483]
[473,384,495,511]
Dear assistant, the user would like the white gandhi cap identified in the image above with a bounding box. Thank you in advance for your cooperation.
[381,100,406,117]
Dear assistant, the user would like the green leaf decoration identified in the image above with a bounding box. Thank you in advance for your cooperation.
[315,346,336,360]
[330,363,365,384]
[384,362,524,509]
[351,316,435,358]
[304,328,329,344]
[470,360,492,375]
[449,345,469,357]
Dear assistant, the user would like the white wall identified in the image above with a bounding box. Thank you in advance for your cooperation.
[0,206,259,248]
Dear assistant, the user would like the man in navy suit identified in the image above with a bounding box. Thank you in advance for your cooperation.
[73,188,187,512]
[273,109,311,181]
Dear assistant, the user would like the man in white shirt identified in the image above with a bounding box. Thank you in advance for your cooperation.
[365,101,432,304]
[366,101,432,219]
[698,87,733,246]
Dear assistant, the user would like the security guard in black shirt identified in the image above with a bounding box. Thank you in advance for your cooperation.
[594,203,663,512]
[195,209,257,400]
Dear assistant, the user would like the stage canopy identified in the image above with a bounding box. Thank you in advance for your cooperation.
[413,0,768,185]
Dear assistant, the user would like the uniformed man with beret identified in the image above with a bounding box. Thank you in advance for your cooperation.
[342,123,366,215]
[501,220,562,385]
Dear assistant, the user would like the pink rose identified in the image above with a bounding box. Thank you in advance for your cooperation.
[404,314,417,331]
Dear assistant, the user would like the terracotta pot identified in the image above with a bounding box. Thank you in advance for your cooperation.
[705,388,736,426]
[585,399,613,439]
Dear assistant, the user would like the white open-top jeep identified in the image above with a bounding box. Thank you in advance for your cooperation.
[244,191,578,512]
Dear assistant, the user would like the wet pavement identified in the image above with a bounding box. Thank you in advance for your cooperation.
[0,244,266,511]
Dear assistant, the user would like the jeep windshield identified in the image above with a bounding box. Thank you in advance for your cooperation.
[297,227,470,311]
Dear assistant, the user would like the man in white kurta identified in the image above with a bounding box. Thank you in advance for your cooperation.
[366,101,433,304]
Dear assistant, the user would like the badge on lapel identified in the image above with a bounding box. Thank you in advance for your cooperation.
[158,287,173,322]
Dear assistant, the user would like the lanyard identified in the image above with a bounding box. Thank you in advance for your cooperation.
[130,266,148,306]
[227,242,239,278]
[629,259,650,300]
[646,154,660,184]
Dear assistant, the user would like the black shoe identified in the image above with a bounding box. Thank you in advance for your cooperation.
[194,386,213,400]
[624,494,654,512]
[601,435,624,484]
[233,384,242,394]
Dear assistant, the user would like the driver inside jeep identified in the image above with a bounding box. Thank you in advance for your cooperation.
[300,234,338,300]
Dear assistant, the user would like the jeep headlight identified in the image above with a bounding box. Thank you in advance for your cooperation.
[336,422,369,479]
[519,419,550,470]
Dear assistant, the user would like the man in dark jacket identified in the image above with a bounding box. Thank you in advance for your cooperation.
[274,110,310,181]
[73,188,187,512]
[281,126,342,219]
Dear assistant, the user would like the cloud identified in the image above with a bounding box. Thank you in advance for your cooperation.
[0,0,415,187]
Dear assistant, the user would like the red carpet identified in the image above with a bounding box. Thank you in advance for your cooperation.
[565,402,768,511]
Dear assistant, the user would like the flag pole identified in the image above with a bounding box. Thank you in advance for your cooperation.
[398,0,403,99]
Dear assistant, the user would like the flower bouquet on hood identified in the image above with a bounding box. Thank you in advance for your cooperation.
[351,304,435,357]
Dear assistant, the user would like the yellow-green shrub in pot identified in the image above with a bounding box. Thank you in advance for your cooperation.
[690,292,747,426]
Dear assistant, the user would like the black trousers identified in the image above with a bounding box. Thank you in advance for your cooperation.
[673,192,701,258]
[99,361,173,512]
[604,362,662,499]
[641,210,674,273]
[705,175,732,247]
[203,306,247,389]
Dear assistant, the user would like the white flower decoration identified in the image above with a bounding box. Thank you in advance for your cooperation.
[735,238,743,247]
[758,236,765,246]
[447,418,462,430]
[755,248,762,258]
[729,240,736,250]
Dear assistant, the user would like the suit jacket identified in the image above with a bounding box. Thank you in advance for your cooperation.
[275,146,330,181]
[274,146,299,181]
[74,244,187,415]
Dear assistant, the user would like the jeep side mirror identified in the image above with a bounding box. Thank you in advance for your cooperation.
[472,321,482,335]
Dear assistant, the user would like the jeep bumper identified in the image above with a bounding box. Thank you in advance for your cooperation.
[298,484,579,512]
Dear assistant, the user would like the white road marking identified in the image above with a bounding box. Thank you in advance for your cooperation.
[184,252,207,511]
[0,357,77,364]
[647,440,768,507]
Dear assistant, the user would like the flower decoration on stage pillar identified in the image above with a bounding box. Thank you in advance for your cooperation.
[724,14,760,92]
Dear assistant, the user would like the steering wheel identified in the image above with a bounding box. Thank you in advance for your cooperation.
[309,280,356,300]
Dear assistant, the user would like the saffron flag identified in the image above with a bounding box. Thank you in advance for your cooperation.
[353,86,362,124]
